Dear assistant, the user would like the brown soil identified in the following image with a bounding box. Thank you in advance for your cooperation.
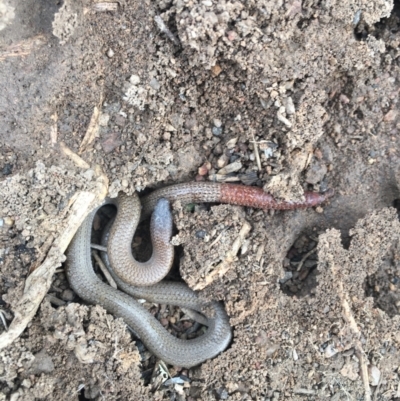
[1,0,400,400]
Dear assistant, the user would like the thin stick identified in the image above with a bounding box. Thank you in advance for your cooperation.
[0,164,109,350]
[92,251,117,289]
[296,247,317,271]
[154,16,180,46]
[331,261,371,401]
[251,131,262,171]
[0,310,8,331]
[91,244,108,252]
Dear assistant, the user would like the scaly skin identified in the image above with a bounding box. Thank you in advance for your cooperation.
[66,201,232,368]
[141,182,334,219]
[66,182,334,367]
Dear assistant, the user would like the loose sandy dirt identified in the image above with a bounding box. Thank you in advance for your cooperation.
[1,0,400,400]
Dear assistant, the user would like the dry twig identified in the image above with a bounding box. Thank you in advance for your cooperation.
[331,260,372,401]
[0,159,108,350]
[154,16,180,46]
[92,251,117,289]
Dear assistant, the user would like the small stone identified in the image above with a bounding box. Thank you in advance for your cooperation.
[21,379,32,389]
[29,350,55,374]
[218,160,242,175]
[213,119,222,128]
[368,365,381,386]
[198,164,209,176]
[165,124,176,132]
[21,229,30,237]
[129,75,140,85]
[211,65,222,77]
[160,318,169,327]
[99,113,110,126]
[196,230,207,239]
[81,169,95,182]
[184,116,197,131]
[270,90,279,99]
[217,154,229,168]
[4,217,14,226]
[315,206,324,214]
[149,77,161,91]
[340,94,350,103]
[384,109,397,122]
[227,30,237,41]
[314,148,323,160]
[115,115,126,127]
[279,271,293,284]
[107,48,114,58]
[2,163,13,176]
[212,126,223,136]
[324,344,338,358]
[101,131,123,154]
[122,179,129,188]
[285,96,295,115]
[182,321,193,329]
[305,161,328,184]
[61,289,74,302]
[169,317,176,324]
[226,137,238,149]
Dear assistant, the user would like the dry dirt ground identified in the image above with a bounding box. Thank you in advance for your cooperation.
[1,0,400,400]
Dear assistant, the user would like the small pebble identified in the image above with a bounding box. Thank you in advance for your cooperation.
[383,109,397,122]
[213,119,222,128]
[198,163,209,176]
[340,94,350,103]
[107,48,114,58]
[270,90,279,99]
[211,65,222,77]
[315,206,323,214]
[2,163,13,175]
[122,179,128,188]
[21,379,32,389]
[182,321,193,329]
[212,126,223,136]
[227,30,237,41]
[285,96,295,115]
[218,160,242,175]
[217,154,229,168]
[324,344,338,358]
[279,271,293,284]
[160,318,169,327]
[149,77,161,91]
[368,365,381,386]
[314,148,323,160]
[61,289,74,302]
[195,230,207,239]
[129,75,140,85]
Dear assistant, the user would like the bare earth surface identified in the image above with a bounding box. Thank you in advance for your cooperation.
[1,0,400,399]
